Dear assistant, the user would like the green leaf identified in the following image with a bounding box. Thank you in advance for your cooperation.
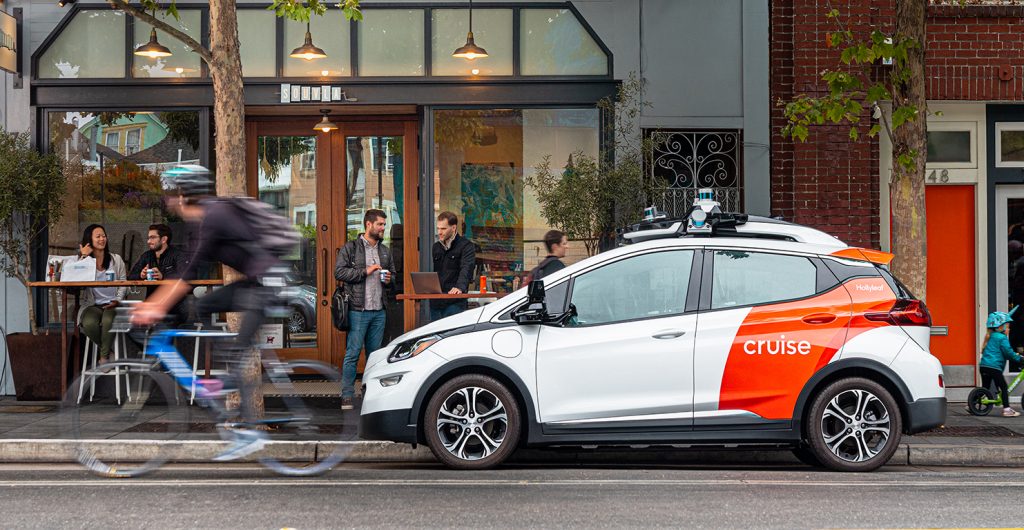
[868,124,882,137]
[849,128,859,141]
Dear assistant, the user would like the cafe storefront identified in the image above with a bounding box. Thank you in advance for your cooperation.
[30,3,617,369]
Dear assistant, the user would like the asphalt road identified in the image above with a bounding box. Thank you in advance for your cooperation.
[0,462,1019,529]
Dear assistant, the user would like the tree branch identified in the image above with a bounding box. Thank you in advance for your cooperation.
[106,0,213,64]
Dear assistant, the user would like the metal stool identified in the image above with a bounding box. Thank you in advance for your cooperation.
[77,330,131,404]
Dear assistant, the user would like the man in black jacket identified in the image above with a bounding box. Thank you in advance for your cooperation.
[334,209,396,410]
[431,211,476,321]
[129,224,191,323]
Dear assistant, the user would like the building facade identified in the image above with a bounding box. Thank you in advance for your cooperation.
[770,1,1024,395]
[1,0,771,393]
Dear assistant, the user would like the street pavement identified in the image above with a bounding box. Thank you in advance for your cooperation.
[0,463,1022,528]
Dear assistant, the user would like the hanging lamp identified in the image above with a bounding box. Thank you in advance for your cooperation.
[314,110,338,133]
[452,0,488,60]
[290,22,328,61]
[134,27,173,58]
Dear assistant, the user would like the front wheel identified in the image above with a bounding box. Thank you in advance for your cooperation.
[805,377,902,472]
[968,387,995,416]
[423,374,521,470]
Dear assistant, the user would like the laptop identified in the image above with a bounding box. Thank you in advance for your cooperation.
[410,272,443,294]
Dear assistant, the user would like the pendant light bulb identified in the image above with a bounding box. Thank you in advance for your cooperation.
[134,27,173,58]
[453,0,488,60]
[290,22,328,61]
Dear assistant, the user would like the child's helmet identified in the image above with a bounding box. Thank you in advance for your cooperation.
[986,306,1019,329]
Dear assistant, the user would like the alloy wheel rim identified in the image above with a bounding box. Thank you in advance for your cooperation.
[436,386,508,461]
[819,388,891,463]
[287,310,305,333]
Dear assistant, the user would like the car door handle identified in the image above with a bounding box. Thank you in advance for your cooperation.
[652,330,688,339]
[802,313,837,325]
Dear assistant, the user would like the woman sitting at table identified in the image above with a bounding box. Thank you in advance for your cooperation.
[73,224,127,363]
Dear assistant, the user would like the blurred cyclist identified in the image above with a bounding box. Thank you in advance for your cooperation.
[132,165,287,460]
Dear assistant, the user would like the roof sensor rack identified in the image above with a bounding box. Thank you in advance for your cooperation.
[619,189,749,244]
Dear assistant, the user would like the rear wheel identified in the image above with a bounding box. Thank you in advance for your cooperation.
[61,363,186,478]
[257,360,355,476]
[423,374,521,470]
[967,387,994,416]
[805,377,902,472]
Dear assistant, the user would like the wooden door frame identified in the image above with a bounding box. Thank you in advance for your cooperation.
[245,116,420,368]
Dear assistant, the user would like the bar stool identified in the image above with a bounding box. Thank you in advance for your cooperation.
[189,318,230,404]
[77,329,131,404]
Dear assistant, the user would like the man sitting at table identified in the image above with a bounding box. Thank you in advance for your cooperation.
[430,211,476,321]
[129,224,191,324]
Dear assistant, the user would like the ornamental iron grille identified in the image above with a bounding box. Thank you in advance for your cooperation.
[647,129,743,216]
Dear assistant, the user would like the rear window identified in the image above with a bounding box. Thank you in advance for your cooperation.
[877,266,916,300]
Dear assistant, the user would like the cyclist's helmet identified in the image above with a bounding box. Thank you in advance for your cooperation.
[986,306,1018,329]
[161,165,214,197]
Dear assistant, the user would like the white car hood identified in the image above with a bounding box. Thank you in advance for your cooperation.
[389,305,485,345]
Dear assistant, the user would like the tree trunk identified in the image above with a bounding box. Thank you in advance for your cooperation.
[208,0,263,420]
[888,0,928,302]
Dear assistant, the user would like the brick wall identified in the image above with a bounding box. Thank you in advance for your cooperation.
[770,1,1024,248]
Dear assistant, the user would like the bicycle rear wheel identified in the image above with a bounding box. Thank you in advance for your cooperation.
[61,363,188,478]
[256,360,355,476]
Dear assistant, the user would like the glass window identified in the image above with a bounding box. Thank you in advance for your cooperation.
[520,9,607,76]
[132,10,203,78]
[997,123,1024,167]
[125,129,141,154]
[432,9,512,76]
[711,251,817,309]
[569,251,693,326]
[358,9,424,76]
[283,13,351,77]
[45,110,203,317]
[433,108,599,293]
[237,10,277,77]
[39,10,126,79]
[926,130,971,164]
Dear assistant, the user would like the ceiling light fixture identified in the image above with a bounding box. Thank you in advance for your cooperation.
[452,0,488,60]
[314,109,338,133]
[290,22,328,61]
[134,27,173,58]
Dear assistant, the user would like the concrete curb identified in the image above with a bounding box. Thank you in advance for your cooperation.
[3,439,1024,467]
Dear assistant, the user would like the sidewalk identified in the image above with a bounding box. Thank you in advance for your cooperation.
[1,397,1022,467]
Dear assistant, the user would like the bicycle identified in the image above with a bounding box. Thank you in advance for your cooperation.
[59,308,356,478]
[966,368,1024,416]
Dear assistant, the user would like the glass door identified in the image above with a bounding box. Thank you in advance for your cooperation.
[996,185,1024,314]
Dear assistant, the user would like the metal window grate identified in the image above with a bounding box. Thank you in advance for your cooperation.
[647,129,743,216]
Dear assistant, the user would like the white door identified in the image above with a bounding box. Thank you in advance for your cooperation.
[995,185,1024,313]
[536,249,698,425]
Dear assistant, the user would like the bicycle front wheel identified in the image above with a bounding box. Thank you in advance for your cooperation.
[256,360,355,476]
[60,363,188,478]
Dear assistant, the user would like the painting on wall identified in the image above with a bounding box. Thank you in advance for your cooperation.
[460,163,523,288]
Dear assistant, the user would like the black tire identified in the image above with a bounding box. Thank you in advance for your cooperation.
[423,374,522,470]
[805,377,902,472]
[257,360,355,476]
[968,387,995,416]
[60,363,186,478]
[791,446,823,467]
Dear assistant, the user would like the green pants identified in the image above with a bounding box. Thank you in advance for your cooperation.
[81,305,117,358]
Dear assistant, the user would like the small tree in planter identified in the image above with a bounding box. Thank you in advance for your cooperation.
[0,129,67,335]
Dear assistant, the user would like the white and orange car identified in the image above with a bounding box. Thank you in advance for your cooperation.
[359,192,946,472]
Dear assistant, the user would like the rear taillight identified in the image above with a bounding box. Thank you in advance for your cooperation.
[938,374,944,388]
[865,299,933,327]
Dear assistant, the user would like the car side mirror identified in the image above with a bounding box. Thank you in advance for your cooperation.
[543,303,577,327]
[513,279,547,325]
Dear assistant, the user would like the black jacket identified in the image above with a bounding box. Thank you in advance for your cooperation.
[129,246,189,281]
[431,234,476,307]
[334,235,396,311]
[527,256,566,283]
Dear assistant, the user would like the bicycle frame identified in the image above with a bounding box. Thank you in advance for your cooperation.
[978,369,1024,406]
[144,330,238,399]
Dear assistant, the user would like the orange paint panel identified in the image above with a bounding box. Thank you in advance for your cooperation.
[925,186,977,366]
[830,248,895,266]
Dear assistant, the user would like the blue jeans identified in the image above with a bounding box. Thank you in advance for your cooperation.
[342,309,386,398]
[430,302,466,322]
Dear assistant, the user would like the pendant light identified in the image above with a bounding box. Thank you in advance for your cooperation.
[290,22,328,61]
[452,0,488,60]
[314,110,338,133]
[134,27,173,58]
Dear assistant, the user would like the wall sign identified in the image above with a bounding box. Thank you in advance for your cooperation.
[280,83,358,104]
[0,8,17,76]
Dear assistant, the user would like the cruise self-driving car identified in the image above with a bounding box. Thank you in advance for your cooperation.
[358,191,946,472]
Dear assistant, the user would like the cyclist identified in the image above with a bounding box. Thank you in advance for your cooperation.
[980,308,1024,417]
[132,165,283,460]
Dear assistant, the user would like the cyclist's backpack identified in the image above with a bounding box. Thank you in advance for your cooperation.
[229,197,301,259]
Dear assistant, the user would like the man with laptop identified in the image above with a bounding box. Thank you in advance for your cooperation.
[334,209,396,410]
[429,211,476,321]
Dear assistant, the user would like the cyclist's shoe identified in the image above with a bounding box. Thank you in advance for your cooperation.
[341,397,354,410]
[1002,408,1021,417]
[212,429,268,462]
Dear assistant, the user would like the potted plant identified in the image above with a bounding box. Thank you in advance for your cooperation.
[0,128,68,400]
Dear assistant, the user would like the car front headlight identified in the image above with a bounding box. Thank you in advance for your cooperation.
[388,334,441,363]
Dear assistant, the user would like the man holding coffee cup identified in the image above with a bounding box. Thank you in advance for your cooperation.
[334,209,396,410]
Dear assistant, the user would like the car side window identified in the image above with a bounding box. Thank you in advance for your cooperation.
[568,250,694,326]
[711,250,817,309]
